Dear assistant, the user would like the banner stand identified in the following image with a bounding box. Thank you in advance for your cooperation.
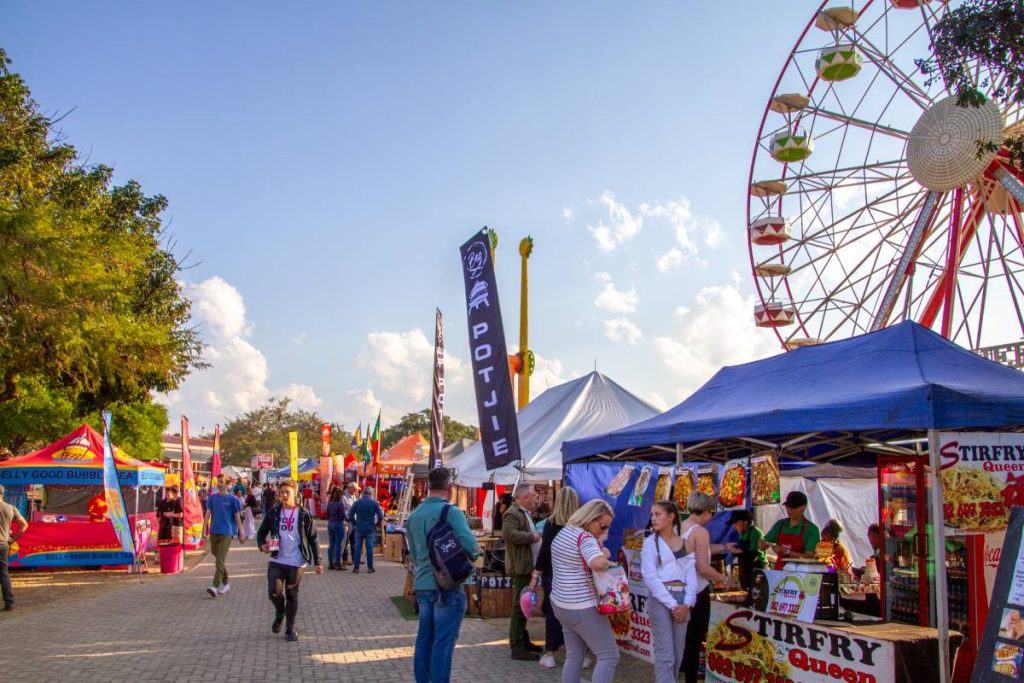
[928,428,951,683]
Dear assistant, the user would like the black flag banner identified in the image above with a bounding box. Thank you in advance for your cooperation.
[460,228,521,470]
[429,307,444,469]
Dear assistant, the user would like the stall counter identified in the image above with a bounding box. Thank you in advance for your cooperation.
[706,601,962,683]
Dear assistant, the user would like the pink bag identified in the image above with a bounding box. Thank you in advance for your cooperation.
[519,586,539,619]
[577,532,632,615]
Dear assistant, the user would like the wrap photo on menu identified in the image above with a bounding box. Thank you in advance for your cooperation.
[605,464,636,498]
[629,465,653,507]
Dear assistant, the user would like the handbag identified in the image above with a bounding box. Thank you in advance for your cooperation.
[577,532,631,615]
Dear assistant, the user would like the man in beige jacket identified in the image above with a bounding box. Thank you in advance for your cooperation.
[502,483,542,660]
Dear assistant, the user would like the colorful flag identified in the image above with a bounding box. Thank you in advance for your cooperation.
[211,424,222,478]
[289,431,298,481]
[100,411,135,560]
[460,228,521,470]
[320,424,332,508]
[361,421,373,464]
[352,423,362,450]
[370,411,381,463]
[180,417,205,549]
[430,307,445,468]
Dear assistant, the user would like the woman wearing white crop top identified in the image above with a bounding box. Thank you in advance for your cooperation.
[642,500,698,683]
[678,492,736,683]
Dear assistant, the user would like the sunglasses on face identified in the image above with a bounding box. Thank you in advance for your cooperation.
[597,522,609,531]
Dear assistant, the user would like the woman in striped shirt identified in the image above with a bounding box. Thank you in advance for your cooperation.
[550,500,619,683]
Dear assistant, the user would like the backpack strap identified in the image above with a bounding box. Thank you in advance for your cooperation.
[439,503,451,525]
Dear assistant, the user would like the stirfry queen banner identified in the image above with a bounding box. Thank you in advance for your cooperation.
[938,432,1024,533]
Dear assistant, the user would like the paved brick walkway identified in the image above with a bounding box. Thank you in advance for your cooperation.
[0,530,651,682]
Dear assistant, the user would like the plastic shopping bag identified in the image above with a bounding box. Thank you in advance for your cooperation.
[592,563,631,615]
[519,586,539,619]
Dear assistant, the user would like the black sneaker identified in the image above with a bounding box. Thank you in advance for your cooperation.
[352,568,360,574]
[511,650,540,661]
[368,567,376,573]
[206,587,218,598]
[285,629,299,642]
[272,613,285,634]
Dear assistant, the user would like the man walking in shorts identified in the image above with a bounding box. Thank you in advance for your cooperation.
[204,475,244,598]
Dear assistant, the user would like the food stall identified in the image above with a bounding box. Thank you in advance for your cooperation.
[0,424,165,567]
[563,322,1024,682]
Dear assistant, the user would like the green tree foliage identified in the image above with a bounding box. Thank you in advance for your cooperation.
[220,397,353,468]
[0,49,203,456]
[379,408,477,451]
[917,0,1024,163]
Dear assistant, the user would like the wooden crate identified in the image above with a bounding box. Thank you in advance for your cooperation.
[478,573,514,618]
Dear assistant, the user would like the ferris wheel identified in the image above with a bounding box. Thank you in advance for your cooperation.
[748,0,1024,357]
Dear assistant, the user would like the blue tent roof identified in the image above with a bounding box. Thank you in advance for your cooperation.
[269,458,317,478]
[563,321,1024,464]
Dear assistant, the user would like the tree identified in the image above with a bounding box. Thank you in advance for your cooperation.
[0,49,205,411]
[917,0,1024,163]
[220,397,353,468]
[379,408,477,451]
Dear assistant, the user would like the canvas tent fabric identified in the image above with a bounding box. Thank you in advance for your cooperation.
[269,458,318,479]
[564,321,1024,464]
[0,424,165,487]
[451,371,659,486]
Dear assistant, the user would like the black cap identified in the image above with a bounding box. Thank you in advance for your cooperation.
[728,509,752,524]
[783,490,808,508]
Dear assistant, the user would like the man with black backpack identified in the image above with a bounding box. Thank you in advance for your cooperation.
[406,467,479,683]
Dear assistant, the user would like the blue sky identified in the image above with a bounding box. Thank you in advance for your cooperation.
[5,2,816,434]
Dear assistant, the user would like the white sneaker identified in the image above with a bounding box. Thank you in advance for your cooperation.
[539,653,556,669]
[218,583,231,595]
[206,587,218,598]
[581,655,593,669]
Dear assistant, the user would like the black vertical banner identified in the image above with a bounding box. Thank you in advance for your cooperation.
[974,506,1024,681]
[460,228,521,470]
[429,307,444,469]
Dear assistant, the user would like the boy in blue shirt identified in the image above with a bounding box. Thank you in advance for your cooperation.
[204,475,244,597]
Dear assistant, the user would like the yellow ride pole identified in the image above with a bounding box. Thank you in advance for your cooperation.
[517,237,534,409]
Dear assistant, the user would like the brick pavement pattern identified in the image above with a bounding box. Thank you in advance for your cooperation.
[0,528,650,682]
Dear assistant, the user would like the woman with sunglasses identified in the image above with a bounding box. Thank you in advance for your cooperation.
[549,499,619,683]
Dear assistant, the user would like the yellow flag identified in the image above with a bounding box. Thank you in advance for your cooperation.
[289,431,298,480]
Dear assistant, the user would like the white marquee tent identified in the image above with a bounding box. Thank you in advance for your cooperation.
[450,371,659,487]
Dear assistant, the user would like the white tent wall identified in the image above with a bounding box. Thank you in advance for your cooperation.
[755,477,877,567]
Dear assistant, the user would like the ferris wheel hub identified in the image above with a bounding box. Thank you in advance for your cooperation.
[907,96,1004,192]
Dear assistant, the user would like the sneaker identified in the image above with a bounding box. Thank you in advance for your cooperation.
[368,567,376,573]
[538,653,556,669]
[581,654,593,669]
[352,568,360,574]
[272,613,285,634]
[285,629,299,642]
[511,651,541,661]
[218,583,231,595]
[206,587,218,598]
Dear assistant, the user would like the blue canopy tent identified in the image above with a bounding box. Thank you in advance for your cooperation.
[268,458,318,480]
[564,321,1024,465]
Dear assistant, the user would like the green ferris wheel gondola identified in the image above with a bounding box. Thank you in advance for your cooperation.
[816,44,864,82]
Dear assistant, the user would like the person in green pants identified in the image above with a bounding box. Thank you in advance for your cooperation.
[204,475,245,598]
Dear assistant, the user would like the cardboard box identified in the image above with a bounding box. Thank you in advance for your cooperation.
[384,531,405,563]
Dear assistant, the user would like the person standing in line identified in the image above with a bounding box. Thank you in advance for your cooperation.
[263,483,276,515]
[0,484,29,611]
[642,501,698,683]
[349,486,384,573]
[203,475,245,598]
[341,482,359,568]
[326,488,348,570]
[679,492,737,683]
[257,479,324,641]
[503,483,543,661]
[550,500,620,683]
[529,486,584,670]
[406,467,479,683]
[242,487,258,539]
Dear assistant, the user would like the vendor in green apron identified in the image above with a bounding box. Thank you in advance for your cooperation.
[760,491,820,569]
[725,509,766,590]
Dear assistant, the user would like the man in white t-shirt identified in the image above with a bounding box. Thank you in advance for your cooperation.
[256,479,323,641]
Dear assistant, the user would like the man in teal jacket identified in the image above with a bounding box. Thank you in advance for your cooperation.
[407,467,479,683]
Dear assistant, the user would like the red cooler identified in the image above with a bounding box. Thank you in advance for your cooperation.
[159,544,183,574]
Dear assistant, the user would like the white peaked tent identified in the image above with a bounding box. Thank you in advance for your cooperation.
[450,371,659,486]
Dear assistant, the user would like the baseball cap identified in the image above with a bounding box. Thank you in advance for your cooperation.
[783,491,808,508]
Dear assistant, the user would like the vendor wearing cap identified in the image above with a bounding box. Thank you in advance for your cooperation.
[725,510,766,590]
[759,491,820,569]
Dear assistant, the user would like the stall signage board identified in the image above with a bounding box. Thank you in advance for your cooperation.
[973,506,1024,681]
[706,601,894,683]
[938,431,1024,533]
[251,453,273,470]
[612,580,655,664]
[760,569,823,623]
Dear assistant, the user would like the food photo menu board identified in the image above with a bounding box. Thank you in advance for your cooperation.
[975,507,1024,681]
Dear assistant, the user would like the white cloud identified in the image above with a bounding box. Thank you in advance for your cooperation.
[587,190,644,251]
[293,332,307,346]
[652,278,778,396]
[643,197,725,261]
[158,276,323,431]
[562,207,574,221]
[646,392,670,412]
[594,273,639,314]
[604,317,644,345]
[657,247,684,272]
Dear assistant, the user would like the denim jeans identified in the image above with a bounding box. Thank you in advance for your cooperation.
[353,530,375,570]
[414,587,467,682]
[327,522,346,566]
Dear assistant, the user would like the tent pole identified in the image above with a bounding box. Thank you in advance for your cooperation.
[927,429,950,683]
[675,443,683,469]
